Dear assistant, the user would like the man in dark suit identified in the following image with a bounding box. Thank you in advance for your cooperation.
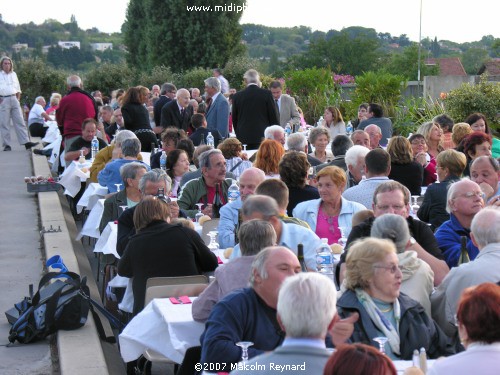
[232,69,279,149]
[204,77,229,138]
[153,83,176,130]
[269,80,300,128]
[160,88,192,133]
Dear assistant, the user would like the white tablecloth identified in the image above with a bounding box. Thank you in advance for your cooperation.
[119,298,204,363]
[94,222,119,259]
[76,199,105,240]
[76,183,108,214]
[59,161,91,197]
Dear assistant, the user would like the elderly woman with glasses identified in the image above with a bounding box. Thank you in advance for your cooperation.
[293,166,365,244]
[435,179,483,268]
[337,237,454,360]
[117,195,217,315]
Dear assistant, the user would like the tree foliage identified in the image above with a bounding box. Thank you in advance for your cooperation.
[124,0,246,72]
[384,44,439,80]
[84,62,135,96]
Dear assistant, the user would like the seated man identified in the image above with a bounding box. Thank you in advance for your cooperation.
[28,96,51,138]
[364,124,383,149]
[470,156,500,203]
[286,132,322,167]
[218,167,266,249]
[178,149,235,218]
[229,195,321,270]
[342,148,392,209]
[339,181,448,286]
[249,125,286,162]
[350,129,370,148]
[189,113,222,147]
[64,118,107,162]
[431,207,500,337]
[200,246,301,366]
[344,145,370,189]
[99,162,147,233]
[98,138,150,193]
[89,129,142,183]
[116,169,184,256]
[232,273,338,374]
[316,134,353,173]
[193,220,277,322]
[434,179,482,268]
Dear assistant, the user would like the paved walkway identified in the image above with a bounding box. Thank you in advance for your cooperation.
[0,134,53,374]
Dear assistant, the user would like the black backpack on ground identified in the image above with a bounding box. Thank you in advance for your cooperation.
[7,271,90,344]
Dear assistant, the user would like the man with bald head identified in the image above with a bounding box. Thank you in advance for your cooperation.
[364,124,383,149]
[200,246,301,366]
[160,88,193,132]
[218,167,266,248]
[56,74,98,153]
[470,156,500,203]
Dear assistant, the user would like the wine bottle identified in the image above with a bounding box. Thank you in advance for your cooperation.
[458,236,470,265]
[297,243,307,272]
[212,183,222,218]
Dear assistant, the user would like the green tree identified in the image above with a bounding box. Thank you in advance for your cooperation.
[462,47,490,74]
[84,62,134,96]
[384,44,439,80]
[124,0,246,72]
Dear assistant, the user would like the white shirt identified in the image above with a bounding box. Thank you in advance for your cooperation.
[0,70,20,96]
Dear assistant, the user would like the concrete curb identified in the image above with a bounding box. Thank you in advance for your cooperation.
[31,143,110,375]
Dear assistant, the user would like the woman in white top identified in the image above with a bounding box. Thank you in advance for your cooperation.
[321,106,346,139]
[308,127,333,163]
[428,282,500,375]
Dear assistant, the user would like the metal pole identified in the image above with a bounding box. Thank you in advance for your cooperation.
[417,0,423,96]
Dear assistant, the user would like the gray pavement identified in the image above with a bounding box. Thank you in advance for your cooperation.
[0,136,53,374]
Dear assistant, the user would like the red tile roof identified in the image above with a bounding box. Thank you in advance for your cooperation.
[478,58,500,75]
[425,57,467,76]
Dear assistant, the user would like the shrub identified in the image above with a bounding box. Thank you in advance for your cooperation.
[16,58,67,106]
[136,65,177,89]
[223,55,261,89]
[175,67,213,91]
[392,97,446,137]
[284,67,340,124]
[351,71,407,118]
[84,62,135,96]
[443,75,500,130]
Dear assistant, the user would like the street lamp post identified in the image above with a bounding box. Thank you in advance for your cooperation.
[417,0,423,97]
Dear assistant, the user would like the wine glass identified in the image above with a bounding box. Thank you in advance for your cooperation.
[195,203,204,223]
[242,144,247,152]
[207,231,219,252]
[373,336,388,354]
[411,195,420,217]
[338,226,348,249]
[115,183,122,192]
[119,205,128,214]
[78,150,86,164]
[236,341,253,363]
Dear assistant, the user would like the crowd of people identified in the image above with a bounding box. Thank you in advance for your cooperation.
[6,55,500,375]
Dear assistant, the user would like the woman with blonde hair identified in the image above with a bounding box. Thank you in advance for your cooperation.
[452,122,473,153]
[387,136,424,195]
[413,121,443,185]
[320,106,346,139]
[253,139,285,178]
[337,237,454,359]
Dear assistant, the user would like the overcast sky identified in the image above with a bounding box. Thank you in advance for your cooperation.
[2,0,498,43]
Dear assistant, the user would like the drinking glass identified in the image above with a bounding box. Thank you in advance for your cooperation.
[338,226,348,249]
[242,144,247,152]
[207,231,219,252]
[115,183,122,192]
[411,195,420,217]
[373,337,389,354]
[195,203,204,223]
[119,205,128,214]
[236,341,253,363]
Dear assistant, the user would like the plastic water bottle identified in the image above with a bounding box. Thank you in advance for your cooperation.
[346,121,353,135]
[285,122,292,136]
[160,151,167,171]
[91,136,99,161]
[317,116,324,127]
[206,132,214,147]
[227,180,240,203]
[316,238,334,282]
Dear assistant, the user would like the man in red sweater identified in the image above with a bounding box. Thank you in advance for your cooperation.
[56,75,97,162]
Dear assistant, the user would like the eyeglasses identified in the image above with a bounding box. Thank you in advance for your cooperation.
[373,264,405,274]
[411,140,426,145]
[452,191,485,200]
